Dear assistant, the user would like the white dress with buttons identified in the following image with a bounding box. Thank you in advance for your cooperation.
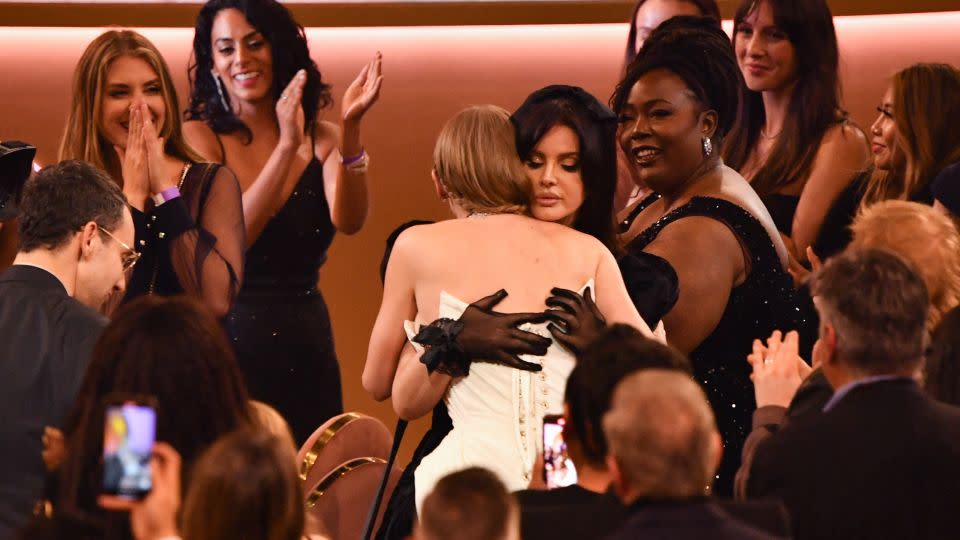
[406,283,591,513]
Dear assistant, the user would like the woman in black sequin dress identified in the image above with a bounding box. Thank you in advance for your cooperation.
[614,18,799,496]
[184,0,382,443]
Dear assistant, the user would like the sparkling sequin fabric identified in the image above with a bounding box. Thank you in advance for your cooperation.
[227,158,342,444]
[626,194,801,496]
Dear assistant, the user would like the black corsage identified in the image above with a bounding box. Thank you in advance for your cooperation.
[413,318,470,377]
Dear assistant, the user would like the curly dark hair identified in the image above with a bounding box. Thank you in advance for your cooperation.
[186,0,332,144]
[511,85,620,254]
[611,15,742,148]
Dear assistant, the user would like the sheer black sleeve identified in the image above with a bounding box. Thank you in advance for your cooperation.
[160,164,245,317]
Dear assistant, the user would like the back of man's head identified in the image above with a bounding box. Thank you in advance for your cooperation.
[565,324,691,467]
[811,248,929,376]
[603,369,719,501]
[18,160,125,253]
[418,467,518,540]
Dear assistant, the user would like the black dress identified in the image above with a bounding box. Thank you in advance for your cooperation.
[226,157,342,444]
[623,194,800,497]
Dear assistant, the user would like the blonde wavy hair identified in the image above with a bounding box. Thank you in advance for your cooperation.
[862,63,960,206]
[850,200,960,330]
[59,30,200,184]
[432,105,530,215]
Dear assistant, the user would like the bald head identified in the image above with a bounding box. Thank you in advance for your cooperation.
[603,369,721,500]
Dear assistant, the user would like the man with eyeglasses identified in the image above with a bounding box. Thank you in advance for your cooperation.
[0,158,134,538]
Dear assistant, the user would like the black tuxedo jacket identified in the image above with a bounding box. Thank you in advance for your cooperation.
[517,486,790,540]
[748,379,960,540]
[0,265,106,539]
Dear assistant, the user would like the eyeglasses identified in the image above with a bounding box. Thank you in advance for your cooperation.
[99,227,141,272]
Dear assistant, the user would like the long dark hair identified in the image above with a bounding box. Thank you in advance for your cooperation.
[623,0,721,67]
[54,296,252,540]
[186,0,332,144]
[723,0,844,197]
[511,85,619,253]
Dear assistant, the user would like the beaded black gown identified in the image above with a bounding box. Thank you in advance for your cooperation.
[227,157,342,444]
[623,194,801,497]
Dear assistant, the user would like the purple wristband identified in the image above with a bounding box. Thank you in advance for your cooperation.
[341,148,366,166]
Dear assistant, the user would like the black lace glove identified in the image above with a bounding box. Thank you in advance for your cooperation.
[545,286,607,355]
[413,289,551,376]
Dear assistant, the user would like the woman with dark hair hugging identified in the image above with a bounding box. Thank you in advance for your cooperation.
[615,17,799,496]
[369,104,653,516]
[723,0,869,265]
[183,0,382,443]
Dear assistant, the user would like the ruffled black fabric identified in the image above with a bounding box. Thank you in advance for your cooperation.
[413,318,469,377]
[617,251,679,327]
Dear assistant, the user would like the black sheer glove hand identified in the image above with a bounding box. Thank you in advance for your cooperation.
[545,286,607,355]
[413,289,552,376]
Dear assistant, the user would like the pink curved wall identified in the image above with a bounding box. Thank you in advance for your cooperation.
[1,12,959,460]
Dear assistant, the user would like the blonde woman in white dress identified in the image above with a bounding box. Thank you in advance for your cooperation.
[365,105,655,512]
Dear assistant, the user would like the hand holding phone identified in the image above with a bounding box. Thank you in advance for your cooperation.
[100,396,157,506]
[542,414,578,489]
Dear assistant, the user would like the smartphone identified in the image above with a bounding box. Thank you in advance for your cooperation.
[101,396,157,501]
[542,414,578,489]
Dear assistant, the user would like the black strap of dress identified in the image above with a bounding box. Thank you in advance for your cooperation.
[626,195,785,284]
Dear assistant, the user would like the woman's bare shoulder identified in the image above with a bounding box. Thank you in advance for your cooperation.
[818,122,870,165]
[182,120,224,163]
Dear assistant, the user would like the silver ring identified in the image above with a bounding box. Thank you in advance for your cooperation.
[281,95,288,101]
[763,357,774,365]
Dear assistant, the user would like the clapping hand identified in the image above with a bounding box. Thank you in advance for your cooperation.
[545,287,607,355]
[747,330,812,408]
[341,52,383,126]
[276,69,307,150]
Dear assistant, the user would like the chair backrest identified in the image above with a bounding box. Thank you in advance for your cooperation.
[297,413,403,540]
[297,412,394,493]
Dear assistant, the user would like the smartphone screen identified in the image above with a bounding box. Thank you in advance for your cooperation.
[102,400,156,500]
[542,414,578,489]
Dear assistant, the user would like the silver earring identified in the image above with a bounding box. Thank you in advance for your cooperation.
[702,136,713,157]
[212,73,230,112]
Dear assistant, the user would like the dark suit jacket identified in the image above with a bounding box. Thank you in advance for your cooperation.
[748,379,960,540]
[517,486,790,540]
[605,499,785,540]
[0,265,106,539]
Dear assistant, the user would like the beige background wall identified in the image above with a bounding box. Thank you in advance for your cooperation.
[2,11,959,461]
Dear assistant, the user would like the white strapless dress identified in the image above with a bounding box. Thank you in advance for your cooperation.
[405,282,592,513]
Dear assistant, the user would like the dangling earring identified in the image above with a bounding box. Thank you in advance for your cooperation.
[702,136,713,158]
[212,73,230,112]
